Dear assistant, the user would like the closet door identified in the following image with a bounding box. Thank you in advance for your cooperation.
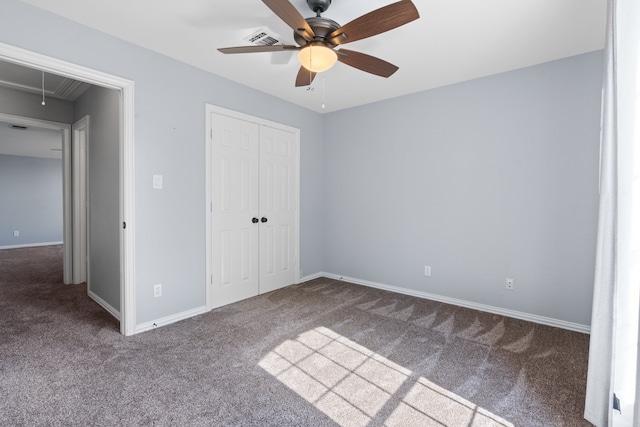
[211,114,260,308]
[208,108,299,309]
[259,125,297,294]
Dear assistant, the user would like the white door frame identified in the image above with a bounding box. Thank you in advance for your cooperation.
[0,42,137,336]
[72,116,89,285]
[205,104,300,311]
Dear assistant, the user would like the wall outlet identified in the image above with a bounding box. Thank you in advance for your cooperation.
[13,230,19,237]
[505,278,514,290]
[424,265,432,276]
[153,283,162,298]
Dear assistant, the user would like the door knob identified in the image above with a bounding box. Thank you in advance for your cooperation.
[261,217,268,223]
[252,217,259,223]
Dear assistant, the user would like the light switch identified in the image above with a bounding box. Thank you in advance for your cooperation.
[153,174,163,189]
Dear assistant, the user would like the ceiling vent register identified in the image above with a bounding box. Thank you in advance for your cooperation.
[243,28,288,46]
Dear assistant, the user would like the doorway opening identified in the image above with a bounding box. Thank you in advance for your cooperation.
[0,42,136,336]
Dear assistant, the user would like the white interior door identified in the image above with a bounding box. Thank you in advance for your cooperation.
[208,107,300,309]
[71,116,89,285]
[211,113,260,308]
[259,125,297,294]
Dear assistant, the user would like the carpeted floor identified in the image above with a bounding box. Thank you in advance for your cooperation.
[0,245,593,426]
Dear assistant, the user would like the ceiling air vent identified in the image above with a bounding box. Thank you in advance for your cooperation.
[243,28,287,46]
[10,125,27,130]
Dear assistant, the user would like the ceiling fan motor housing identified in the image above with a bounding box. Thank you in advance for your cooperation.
[294,17,341,47]
[307,0,331,14]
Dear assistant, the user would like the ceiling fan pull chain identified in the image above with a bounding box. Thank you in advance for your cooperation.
[41,71,46,106]
[309,46,313,83]
[322,78,326,109]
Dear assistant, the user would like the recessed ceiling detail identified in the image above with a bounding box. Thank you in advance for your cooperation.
[0,61,90,102]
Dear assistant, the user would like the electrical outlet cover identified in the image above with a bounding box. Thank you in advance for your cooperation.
[506,278,514,290]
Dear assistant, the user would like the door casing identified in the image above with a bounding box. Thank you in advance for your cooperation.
[71,116,89,285]
[0,42,136,336]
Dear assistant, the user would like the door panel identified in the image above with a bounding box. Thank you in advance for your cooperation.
[209,111,298,308]
[259,125,297,294]
[211,114,260,308]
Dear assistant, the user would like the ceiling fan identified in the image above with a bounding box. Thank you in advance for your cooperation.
[218,0,420,87]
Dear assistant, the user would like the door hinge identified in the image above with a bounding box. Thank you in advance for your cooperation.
[123,221,126,229]
[613,393,621,413]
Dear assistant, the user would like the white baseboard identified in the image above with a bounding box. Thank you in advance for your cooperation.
[88,289,121,321]
[298,271,327,283]
[302,272,591,334]
[136,305,208,334]
[0,241,63,250]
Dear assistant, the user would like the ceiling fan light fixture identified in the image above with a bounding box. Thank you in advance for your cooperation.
[298,43,337,73]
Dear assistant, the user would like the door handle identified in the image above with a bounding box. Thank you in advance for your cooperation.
[252,217,259,224]
[261,217,268,223]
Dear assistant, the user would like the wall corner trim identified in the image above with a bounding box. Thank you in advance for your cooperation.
[88,289,120,321]
[135,306,207,335]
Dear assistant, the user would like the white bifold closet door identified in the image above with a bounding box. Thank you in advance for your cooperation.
[210,112,297,309]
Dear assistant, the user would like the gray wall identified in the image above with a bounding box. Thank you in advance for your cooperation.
[0,86,73,124]
[74,86,121,311]
[0,85,70,249]
[323,51,603,326]
[0,0,602,328]
[0,0,325,324]
[0,154,63,246]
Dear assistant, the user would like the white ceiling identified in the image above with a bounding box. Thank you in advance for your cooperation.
[22,0,606,113]
[0,120,62,159]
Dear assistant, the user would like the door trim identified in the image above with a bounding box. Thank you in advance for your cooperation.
[205,104,300,311]
[0,42,137,336]
[71,116,89,285]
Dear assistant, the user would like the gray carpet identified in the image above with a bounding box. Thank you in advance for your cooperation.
[1,245,593,426]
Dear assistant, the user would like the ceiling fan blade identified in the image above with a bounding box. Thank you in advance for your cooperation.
[218,45,299,54]
[328,0,419,45]
[337,49,399,78]
[295,66,316,87]
[263,0,315,41]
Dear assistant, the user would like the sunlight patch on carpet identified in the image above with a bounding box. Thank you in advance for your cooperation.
[258,326,514,426]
